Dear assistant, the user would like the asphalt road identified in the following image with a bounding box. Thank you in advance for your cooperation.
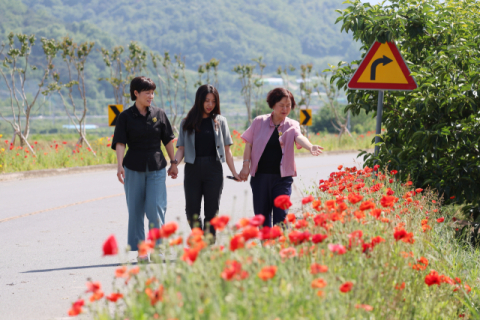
[0,152,363,320]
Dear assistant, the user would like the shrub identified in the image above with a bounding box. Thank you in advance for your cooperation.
[331,0,480,219]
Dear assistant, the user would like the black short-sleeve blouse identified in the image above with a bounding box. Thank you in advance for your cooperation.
[111,104,175,172]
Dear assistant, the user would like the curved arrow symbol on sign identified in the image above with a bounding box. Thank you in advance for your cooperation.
[370,55,393,81]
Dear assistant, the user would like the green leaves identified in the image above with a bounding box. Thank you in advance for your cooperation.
[333,0,480,217]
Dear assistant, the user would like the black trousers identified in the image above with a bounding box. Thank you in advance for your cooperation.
[250,173,293,227]
[184,156,224,237]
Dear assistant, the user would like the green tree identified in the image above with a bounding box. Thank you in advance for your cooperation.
[48,37,96,153]
[151,52,188,133]
[332,0,480,218]
[0,33,57,152]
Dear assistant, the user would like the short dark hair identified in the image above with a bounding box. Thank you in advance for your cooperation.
[266,87,296,109]
[130,76,156,101]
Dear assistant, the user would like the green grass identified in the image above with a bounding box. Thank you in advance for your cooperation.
[0,131,374,174]
[69,167,479,319]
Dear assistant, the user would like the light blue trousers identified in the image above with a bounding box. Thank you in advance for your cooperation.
[124,166,167,251]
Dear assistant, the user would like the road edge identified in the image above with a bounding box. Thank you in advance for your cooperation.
[0,149,373,182]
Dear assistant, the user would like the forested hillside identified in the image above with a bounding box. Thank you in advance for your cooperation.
[0,0,363,135]
[2,0,359,71]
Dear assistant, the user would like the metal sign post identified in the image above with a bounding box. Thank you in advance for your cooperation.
[375,91,384,156]
[347,41,418,161]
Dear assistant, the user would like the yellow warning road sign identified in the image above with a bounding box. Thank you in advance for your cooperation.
[300,109,312,126]
[108,105,123,126]
[348,41,417,91]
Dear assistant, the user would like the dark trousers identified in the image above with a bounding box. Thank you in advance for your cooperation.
[250,173,293,227]
[184,156,224,237]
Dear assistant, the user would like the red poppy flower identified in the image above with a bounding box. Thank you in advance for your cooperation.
[390,170,398,175]
[169,237,183,246]
[347,193,363,204]
[259,226,282,240]
[295,219,308,229]
[328,243,346,255]
[373,164,380,171]
[286,213,296,223]
[160,222,178,238]
[393,228,415,244]
[450,196,456,200]
[182,247,200,265]
[311,234,328,244]
[274,195,292,210]
[115,266,128,278]
[416,188,423,193]
[370,236,385,246]
[68,299,84,316]
[62,141,67,144]
[279,247,297,259]
[210,216,230,231]
[302,195,315,204]
[406,181,413,186]
[148,228,161,241]
[242,226,260,241]
[355,304,373,311]
[310,263,328,274]
[436,217,445,223]
[337,165,343,170]
[102,235,118,256]
[339,281,354,293]
[249,214,265,227]
[395,282,406,290]
[235,218,250,229]
[325,200,336,210]
[425,270,441,286]
[138,241,154,256]
[221,260,248,281]
[380,195,397,208]
[359,201,375,211]
[370,208,382,219]
[389,178,394,183]
[311,278,327,289]
[288,230,311,245]
[258,266,277,281]
[311,199,322,211]
[106,293,123,302]
[89,290,104,302]
[145,285,164,305]
[230,234,245,251]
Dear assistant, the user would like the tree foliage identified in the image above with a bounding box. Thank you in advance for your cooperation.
[332,0,480,218]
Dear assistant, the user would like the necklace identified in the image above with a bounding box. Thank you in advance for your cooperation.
[274,124,283,136]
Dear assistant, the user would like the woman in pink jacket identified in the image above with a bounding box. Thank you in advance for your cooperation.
[239,87,323,227]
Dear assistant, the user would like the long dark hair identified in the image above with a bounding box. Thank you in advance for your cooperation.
[183,84,221,133]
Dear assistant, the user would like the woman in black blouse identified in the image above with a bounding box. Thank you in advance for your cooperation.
[169,85,240,242]
[111,76,176,262]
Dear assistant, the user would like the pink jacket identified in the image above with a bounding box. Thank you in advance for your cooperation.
[241,113,302,177]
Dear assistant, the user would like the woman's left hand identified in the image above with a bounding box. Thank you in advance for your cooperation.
[232,172,242,182]
[310,145,324,156]
[168,165,178,179]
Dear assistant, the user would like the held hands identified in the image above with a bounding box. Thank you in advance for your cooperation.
[239,163,250,181]
[168,165,178,179]
[310,145,324,156]
[232,172,242,182]
[117,166,125,184]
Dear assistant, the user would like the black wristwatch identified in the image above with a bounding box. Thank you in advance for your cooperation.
[170,159,178,165]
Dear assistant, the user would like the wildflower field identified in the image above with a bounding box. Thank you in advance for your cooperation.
[69,166,480,319]
[0,132,374,174]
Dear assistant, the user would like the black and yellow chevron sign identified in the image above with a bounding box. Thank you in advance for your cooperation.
[300,109,312,126]
[108,105,123,126]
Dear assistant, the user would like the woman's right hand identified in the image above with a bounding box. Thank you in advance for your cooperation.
[239,165,250,181]
[117,166,125,184]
